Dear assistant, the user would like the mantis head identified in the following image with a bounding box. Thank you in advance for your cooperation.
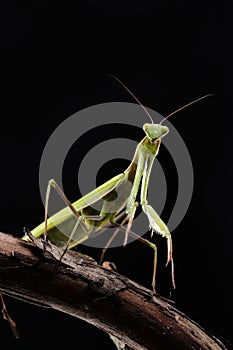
[143,123,169,142]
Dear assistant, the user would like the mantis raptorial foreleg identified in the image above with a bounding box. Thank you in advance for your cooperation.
[124,203,138,247]
[142,204,175,289]
[139,149,176,289]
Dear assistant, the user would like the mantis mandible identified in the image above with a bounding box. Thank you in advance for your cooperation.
[22,77,212,292]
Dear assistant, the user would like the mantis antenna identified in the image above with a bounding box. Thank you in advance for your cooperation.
[110,75,213,125]
[110,74,154,124]
[160,94,214,124]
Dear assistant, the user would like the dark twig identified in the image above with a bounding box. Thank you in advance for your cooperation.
[0,232,228,350]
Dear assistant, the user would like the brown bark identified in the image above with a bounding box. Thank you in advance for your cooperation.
[0,232,227,350]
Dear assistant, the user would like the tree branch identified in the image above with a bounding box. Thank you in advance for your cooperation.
[0,232,227,350]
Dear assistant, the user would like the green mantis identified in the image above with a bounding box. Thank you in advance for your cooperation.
[22,77,212,293]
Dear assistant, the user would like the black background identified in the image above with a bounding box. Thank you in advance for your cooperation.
[0,1,230,349]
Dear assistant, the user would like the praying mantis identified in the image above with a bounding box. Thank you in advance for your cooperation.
[22,76,212,293]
